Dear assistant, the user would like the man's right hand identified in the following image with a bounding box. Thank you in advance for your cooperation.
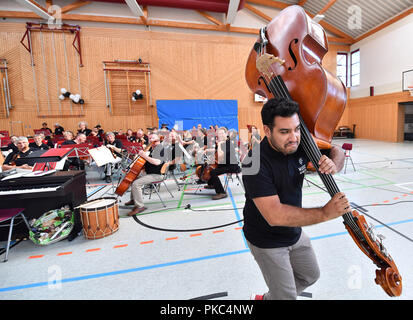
[322,192,350,221]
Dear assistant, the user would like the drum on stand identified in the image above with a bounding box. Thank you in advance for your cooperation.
[79,197,119,240]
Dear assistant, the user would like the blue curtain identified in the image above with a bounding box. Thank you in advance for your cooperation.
[156,99,238,131]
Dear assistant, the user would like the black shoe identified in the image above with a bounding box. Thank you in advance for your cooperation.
[105,176,112,183]
[124,200,135,206]
[68,225,82,241]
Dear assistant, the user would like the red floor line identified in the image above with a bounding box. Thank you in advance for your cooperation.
[113,244,128,248]
[190,233,202,237]
[57,252,72,256]
[28,255,44,259]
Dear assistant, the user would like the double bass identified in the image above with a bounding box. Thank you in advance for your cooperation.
[245,5,401,296]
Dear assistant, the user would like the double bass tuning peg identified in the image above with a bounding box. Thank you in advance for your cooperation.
[377,234,386,241]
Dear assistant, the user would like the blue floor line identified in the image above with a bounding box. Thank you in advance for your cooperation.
[0,249,250,293]
[86,185,105,198]
[1,217,412,294]
[227,186,248,249]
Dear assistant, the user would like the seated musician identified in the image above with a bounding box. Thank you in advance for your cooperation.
[77,121,92,136]
[88,125,104,143]
[29,134,49,151]
[54,123,65,136]
[136,128,148,147]
[125,133,176,216]
[62,133,87,171]
[41,122,53,136]
[125,129,136,142]
[0,135,18,153]
[104,131,124,183]
[204,127,241,200]
[61,131,75,144]
[163,130,182,172]
[250,125,261,149]
[2,136,34,171]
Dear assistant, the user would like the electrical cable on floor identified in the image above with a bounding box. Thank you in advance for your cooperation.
[184,203,244,212]
[132,213,243,233]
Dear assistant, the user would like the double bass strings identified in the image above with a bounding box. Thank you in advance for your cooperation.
[275,77,364,239]
[260,66,363,239]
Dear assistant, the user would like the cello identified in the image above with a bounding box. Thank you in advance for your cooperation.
[245,5,401,296]
[115,138,171,196]
[115,144,148,196]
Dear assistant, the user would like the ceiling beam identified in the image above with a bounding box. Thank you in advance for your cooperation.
[60,1,91,14]
[125,0,145,19]
[226,0,240,25]
[246,0,289,10]
[297,0,308,6]
[196,10,223,25]
[247,0,353,41]
[353,6,413,44]
[317,0,337,15]
[140,5,148,25]
[45,0,53,10]
[244,3,272,22]
[14,0,55,20]
[0,9,352,46]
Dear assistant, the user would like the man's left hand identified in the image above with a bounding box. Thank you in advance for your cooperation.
[318,155,337,175]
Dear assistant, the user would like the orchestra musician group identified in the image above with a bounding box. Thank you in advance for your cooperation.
[0,121,251,241]
[0,122,250,202]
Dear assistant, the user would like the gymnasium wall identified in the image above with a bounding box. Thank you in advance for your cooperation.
[0,20,343,138]
[340,13,413,142]
[350,13,413,99]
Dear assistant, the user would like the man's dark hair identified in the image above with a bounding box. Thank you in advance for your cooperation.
[261,97,300,130]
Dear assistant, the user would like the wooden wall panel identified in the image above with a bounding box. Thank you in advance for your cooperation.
[0,22,345,138]
[340,91,412,142]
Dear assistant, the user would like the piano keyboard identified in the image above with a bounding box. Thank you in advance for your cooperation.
[0,186,61,196]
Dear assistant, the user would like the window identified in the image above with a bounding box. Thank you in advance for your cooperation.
[350,49,360,86]
[336,52,348,86]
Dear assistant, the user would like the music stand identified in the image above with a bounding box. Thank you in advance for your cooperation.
[15,148,74,171]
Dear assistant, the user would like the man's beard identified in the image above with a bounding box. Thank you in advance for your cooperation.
[268,136,299,155]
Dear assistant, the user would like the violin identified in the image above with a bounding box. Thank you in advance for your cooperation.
[10,153,21,166]
[245,5,401,296]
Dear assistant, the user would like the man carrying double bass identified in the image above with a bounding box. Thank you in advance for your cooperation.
[243,97,348,300]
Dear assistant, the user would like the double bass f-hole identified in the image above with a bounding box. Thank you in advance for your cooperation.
[257,76,271,93]
[288,38,299,71]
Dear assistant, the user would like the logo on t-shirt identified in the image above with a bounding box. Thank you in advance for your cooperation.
[298,157,306,175]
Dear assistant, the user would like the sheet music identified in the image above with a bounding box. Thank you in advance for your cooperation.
[55,156,67,170]
[178,143,192,160]
[1,169,34,181]
[88,146,116,167]
[24,169,57,178]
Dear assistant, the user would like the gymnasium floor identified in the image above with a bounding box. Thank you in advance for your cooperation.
[1,138,413,300]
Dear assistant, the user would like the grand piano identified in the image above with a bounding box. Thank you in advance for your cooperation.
[0,170,86,240]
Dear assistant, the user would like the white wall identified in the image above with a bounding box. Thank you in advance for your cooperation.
[350,12,413,98]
